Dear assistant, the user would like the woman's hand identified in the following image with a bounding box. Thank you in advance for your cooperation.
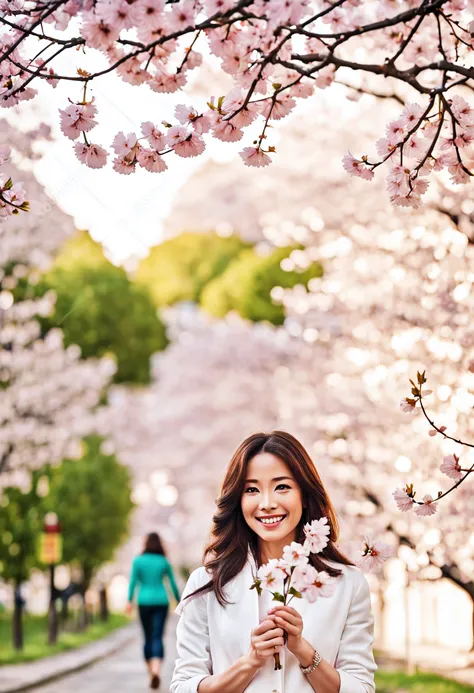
[267,605,304,657]
[246,618,285,669]
[125,602,133,616]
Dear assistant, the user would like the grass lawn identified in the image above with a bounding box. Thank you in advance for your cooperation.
[375,670,474,693]
[0,612,130,665]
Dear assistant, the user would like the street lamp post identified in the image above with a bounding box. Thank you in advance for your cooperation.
[40,513,62,645]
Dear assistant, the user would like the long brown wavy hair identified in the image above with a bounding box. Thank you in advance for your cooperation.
[187,430,354,607]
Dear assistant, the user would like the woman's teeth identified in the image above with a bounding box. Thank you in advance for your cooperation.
[257,515,286,525]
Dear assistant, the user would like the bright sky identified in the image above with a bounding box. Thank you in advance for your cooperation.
[3,41,247,264]
[3,33,356,264]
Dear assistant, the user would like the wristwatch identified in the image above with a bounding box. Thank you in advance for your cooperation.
[299,648,322,675]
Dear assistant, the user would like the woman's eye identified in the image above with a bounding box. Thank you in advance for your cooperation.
[245,487,258,494]
[276,484,291,491]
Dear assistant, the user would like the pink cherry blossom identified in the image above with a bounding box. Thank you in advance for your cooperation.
[398,103,424,128]
[303,517,330,554]
[59,101,98,140]
[148,70,186,93]
[356,535,392,573]
[112,132,140,158]
[257,560,285,592]
[290,563,314,593]
[168,2,196,31]
[96,0,142,31]
[260,95,296,121]
[315,65,336,89]
[3,181,26,207]
[170,128,205,158]
[282,541,310,567]
[112,156,136,174]
[137,148,167,172]
[440,454,463,481]
[74,142,108,168]
[414,494,437,517]
[386,118,406,144]
[376,137,397,158]
[240,147,272,168]
[400,399,416,414]
[300,568,337,603]
[342,153,374,181]
[141,122,165,151]
[204,0,235,13]
[221,88,259,128]
[175,105,211,134]
[393,487,415,512]
[212,117,244,142]
[80,18,119,50]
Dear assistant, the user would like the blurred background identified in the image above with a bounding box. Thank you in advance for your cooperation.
[1,70,474,693]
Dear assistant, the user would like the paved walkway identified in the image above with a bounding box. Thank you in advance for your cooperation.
[34,625,177,693]
[0,619,176,693]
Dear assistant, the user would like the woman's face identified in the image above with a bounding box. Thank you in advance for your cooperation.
[241,452,304,548]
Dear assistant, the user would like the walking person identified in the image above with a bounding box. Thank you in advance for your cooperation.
[127,532,180,690]
[171,431,377,693]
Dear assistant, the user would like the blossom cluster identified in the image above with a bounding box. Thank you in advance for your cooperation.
[253,517,390,603]
[0,144,28,223]
[2,1,474,217]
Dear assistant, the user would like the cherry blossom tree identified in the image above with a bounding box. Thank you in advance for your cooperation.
[156,103,474,627]
[3,1,474,218]
[93,306,299,568]
[0,123,116,488]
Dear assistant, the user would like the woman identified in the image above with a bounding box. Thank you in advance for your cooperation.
[128,531,180,690]
[171,431,377,693]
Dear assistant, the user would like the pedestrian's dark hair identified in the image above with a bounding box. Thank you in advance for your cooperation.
[185,430,354,607]
[143,532,166,556]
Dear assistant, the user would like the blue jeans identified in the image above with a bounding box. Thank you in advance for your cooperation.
[138,604,169,660]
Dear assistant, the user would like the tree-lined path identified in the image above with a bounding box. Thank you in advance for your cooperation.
[36,619,177,693]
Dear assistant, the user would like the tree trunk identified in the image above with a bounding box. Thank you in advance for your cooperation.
[12,583,23,651]
[99,586,109,622]
[61,595,69,624]
[47,565,59,646]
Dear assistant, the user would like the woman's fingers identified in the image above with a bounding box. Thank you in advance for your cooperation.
[270,608,301,625]
[253,618,277,635]
[254,635,285,651]
[251,625,284,646]
[274,616,300,634]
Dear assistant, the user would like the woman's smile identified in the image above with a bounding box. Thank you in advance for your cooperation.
[256,514,287,529]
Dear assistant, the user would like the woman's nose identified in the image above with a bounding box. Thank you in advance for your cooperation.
[259,492,277,510]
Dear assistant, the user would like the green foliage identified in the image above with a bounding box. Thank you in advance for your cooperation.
[0,471,49,585]
[53,231,110,271]
[0,612,130,664]
[135,232,249,307]
[46,436,134,588]
[374,670,473,693]
[38,232,168,384]
[200,246,323,325]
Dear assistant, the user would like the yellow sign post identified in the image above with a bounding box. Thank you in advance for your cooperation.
[38,533,63,565]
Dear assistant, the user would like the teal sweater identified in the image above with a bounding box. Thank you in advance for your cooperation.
[128,553,180,606]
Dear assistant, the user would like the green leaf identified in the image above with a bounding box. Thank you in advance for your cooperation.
[271,592,285,603]
[3,177,12,191]
[289,586,302,598]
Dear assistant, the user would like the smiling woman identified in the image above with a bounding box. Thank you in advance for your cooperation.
[171,431,377,693]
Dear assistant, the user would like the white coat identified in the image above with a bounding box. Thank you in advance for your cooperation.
[170,556,377,693]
